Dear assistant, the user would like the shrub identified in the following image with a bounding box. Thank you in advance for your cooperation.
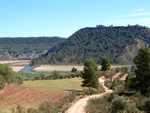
[115,67,121,73]
[105,79,112,89]
[11,105,26,113]
[39,99,58,113]
[142,100,150,113]
[71,67,77,73]
[53,70,60,79]
[125,105,142,113]
[137,100,150,113]
[111,96,128,112]
[40,73,47,80]
[86,94,112,113]
[27,108,38,113]
[83,84,104,95]
[111,79,118,90]
[108,92,117,102]
[104,70,116,79]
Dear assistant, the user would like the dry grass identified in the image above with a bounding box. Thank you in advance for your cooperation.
[10,66,25,73]
[0,60,30,64]
[34,65,101,72]
[33,65,132,72]
[21,79,83,91]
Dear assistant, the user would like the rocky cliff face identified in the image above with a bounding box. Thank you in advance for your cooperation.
[118,38,150,64]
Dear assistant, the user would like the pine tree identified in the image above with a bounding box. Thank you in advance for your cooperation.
[101,57,111,71]
[81,58,99,89]
[133,47,150,95]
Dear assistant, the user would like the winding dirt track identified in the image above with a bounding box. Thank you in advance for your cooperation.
[65,78,113,113]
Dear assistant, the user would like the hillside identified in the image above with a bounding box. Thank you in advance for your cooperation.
[31,25,150,65]
[0,37,65,60]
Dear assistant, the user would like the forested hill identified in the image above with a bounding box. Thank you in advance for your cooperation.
[0,37,65,60]
[31,25,150,65]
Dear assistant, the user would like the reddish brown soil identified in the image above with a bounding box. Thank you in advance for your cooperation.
[0,85,67,108]
[120,74,128,81]
[111,72,121,81]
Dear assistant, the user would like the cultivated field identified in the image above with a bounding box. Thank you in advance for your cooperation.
[0,79,83,112]
[0,85,66,108]
[21,79,83,91]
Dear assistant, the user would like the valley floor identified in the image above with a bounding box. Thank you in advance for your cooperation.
[33,65,131,72]
[0,60,132,73]
[0,79,82,113]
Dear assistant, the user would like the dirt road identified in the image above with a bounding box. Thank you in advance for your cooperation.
[65,78,113,113]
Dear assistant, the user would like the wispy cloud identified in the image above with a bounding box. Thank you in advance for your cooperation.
[134,7,146,12]
[118,12,150,18]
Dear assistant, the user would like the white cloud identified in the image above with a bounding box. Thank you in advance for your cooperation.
[134,7,146,12]
[118,12,150,18]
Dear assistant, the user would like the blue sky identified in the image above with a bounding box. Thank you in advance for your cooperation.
[0,0,150,38]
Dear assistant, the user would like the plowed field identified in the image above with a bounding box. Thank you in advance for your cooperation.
[0,85,66,108]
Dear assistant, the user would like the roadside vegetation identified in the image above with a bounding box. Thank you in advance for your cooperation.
[86,47,150,113]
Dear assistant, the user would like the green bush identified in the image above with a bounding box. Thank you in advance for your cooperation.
[83,84,104,95]
[71,67,77,73]
[39,99,58,113]
[137,100,150,113]
[111,79,118,90]
[142,100,150,113]
[40,73,46,80]
[125,105,142,113]
[104,70,116,79]
[105,79,112,89]
[86,94,112,113]
[111,96,128,112]
[53,70,60,79]
[108,92,117,102]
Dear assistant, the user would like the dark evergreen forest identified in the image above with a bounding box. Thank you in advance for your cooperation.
[31,25,150,65]
[0,37,65,53]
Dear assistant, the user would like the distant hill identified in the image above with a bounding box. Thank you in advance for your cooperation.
[31,25,150,65]
[0,37,65,60]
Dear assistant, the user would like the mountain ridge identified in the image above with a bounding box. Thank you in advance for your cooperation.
[30,25,150,65]
[0,37,65,60]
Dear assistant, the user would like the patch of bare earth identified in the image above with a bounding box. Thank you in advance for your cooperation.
[0,85,67,108]
[10,66,26,73]
[0,60,30,65]
[120,74,128,81]
[34,65,131,72]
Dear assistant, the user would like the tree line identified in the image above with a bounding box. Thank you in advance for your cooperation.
[0,37,65,53]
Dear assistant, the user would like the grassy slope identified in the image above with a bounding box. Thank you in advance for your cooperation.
[21,79,83,92]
